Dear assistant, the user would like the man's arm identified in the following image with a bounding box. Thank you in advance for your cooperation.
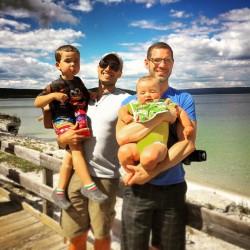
[126,120,197,185]
[118,106,134,124]
[116,109,177,146]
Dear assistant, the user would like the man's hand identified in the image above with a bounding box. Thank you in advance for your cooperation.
[57,124,90,148]
[125,164,158,185]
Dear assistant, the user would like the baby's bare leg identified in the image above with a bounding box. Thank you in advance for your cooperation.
[118,143,139,185]
[118,143,140,168]
[140,142,168,170]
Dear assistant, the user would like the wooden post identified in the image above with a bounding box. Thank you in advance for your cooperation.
[42,168,54,217]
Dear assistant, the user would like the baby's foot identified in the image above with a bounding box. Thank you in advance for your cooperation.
[80,186,108,204]
[52,189,71,210]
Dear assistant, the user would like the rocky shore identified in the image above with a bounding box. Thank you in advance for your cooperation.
[1,134,250,249]
[0,113,21,135]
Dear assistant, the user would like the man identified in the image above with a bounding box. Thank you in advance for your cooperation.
[116,42,197,250]
[58,52,130,250]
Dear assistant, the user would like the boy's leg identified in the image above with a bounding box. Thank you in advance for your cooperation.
[140,142,167,170]
[57,150,73,189]
[70,143,108,204]
[52,150,72,210]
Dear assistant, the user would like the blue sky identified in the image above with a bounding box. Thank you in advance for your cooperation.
[0,0,249,91]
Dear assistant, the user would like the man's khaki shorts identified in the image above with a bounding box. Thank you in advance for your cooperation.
[60,172,119,239]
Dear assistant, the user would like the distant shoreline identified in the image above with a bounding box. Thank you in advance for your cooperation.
[0,87,250,98]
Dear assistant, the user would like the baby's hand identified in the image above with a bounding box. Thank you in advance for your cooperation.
[54,93,68,103]
[165,106,177,124]
[183,125,194,138]
[122,114,134,124]
[164,98,172,106]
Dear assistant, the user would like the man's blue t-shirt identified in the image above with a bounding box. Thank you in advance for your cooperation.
[121,86,196,186]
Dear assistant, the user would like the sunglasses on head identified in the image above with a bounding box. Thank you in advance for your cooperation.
[99,60,120,72]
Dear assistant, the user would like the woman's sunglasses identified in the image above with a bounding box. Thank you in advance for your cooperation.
[99,60,120,72]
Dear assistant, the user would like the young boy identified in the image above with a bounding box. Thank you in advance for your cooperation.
[118,76,194,184]
[34,45,107,210]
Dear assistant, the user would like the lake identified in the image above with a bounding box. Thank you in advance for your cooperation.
[0,94,250,197]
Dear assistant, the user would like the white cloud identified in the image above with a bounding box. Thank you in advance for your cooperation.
[0,17,30,31]
[69,0,93,12]
[134,0,157,8]
[0,2,249,90]
[219,8,250,22]
[213,21,250,60]
[69,0,124,12]
[123,8,250,89]
[0,26,86,89]
[0,0,78,27]
[0,28,85,52]
[170,9,192,18]
[0,53,56,89]
[133,0,180,8]
[160,0,180,3]
[129,20,183,30]
[130,20,168,30]
[199,15,219,25]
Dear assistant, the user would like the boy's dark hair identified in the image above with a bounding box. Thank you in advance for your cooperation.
[55,45,80,62]
[147,42,174,60]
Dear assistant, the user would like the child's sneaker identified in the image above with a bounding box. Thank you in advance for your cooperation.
[80,186,108,204]
[52,189,71,210]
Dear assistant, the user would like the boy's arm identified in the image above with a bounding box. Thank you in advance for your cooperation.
[34,92,68,108]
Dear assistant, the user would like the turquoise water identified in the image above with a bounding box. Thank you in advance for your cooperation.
[0,94,250,197]
[0,98,56,141]
[185,94,250,197]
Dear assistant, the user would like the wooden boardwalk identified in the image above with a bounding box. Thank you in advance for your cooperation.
[1,141,250,249]
[0,188,69,250]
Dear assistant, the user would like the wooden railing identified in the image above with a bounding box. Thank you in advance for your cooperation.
[0,140,250,249]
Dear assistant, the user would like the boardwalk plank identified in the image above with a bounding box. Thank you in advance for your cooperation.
[0,213,37,235]
[0,220,45,247]
[0,210,28,223]
[0,187,70,250]
[24,233,66,249]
